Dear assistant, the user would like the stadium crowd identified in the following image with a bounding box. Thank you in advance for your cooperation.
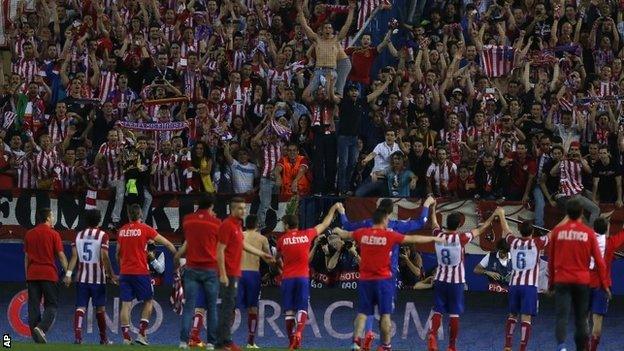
[5,0,624,303]
[2,0,624,233]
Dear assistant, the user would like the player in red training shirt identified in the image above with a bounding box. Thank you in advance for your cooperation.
[427,203,500,351]
[216,197,275,351]
[495,209,549,351]
[63,209,117,345]
[277,202,340,350]
[587,217,624,351]
[548,199,610,351]
[333,209,443,351]
[116,204,177,345]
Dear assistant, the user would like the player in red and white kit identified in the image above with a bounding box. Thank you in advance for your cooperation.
[427,203,499,351]
[116,204,177,345]
[64,209,118,345]
[548,199,610,351]
[587,217,624,351]
[495,209,549,351]
[277,202,340,350]
[333,209,442,351]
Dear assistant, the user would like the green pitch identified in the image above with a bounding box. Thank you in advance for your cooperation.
[12,343,336,351]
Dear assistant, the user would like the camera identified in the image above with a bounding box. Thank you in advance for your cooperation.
[344,240,353,250]
[147,243,156,251]
[318,235,329,246]
[400,246,408,256]
[154,78,165,85]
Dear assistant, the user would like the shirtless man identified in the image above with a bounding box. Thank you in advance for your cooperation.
[239,214,271,349]
[297,0,356,95]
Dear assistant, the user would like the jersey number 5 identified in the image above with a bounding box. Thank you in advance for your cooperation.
[82,242,93,261]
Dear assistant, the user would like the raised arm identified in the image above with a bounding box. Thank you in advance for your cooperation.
[337,1,356,41]
[296,2,319,41]
[336,202,371,231]
[471,207,501,238]
[314,203,340,234]
[403,234,444,244]
[392,196,435,233]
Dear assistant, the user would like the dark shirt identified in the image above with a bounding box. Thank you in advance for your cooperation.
[594,159,620,202]
[337,98,364,136]
[408,150,431,190]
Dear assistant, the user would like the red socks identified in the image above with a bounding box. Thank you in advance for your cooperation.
[449,316,459,348]
[429,312,442,337]
[138,319,149,337]
[295,310,308,334]
[247,312,258,345]
[190,313,204,341]
[519,321,531,351]
[504,317,517,348]
[121,325,131,341]
[96,311,107,343]
[589,335,600,351]
[285,315,295,344]
[74,309,85,342]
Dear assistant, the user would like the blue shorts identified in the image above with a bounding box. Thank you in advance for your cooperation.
[76,283,106,308]
[281,278,309,312]
[508,285,538,316]
[358,279,395,315]
[590,288,610,316]
[237,271,261,309]
[120,275,153,302]
[433,281,465,315]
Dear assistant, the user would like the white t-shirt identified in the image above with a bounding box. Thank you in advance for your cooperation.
[230,159,258,194]
[372,142,401,173]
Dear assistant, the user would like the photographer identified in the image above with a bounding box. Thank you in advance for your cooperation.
[474,239,512,292]
[398,245,425,289]
[309,232,332,276]
[326,234,360,273]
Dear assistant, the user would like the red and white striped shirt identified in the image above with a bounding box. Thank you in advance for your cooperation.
[265,68,291,98]
[223,85,249,118]
[34,149,58,180]
[97,71,118,103]
[558,159,584,196]
[16,154,36,189]
[152,152,181,192]
[507,235,549,287]
[97,143,122,183]
[12,57,38,84]
[72,228,109,284]
[47,116,72,145]
[261,142,282,178]
[433,228,473,284]
[54,162,76,190]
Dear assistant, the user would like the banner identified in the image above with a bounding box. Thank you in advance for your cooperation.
[115,121,188,132]
[1,284,623,349]
[1,190,624,248]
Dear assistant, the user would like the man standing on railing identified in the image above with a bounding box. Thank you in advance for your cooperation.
[296,0,356,95]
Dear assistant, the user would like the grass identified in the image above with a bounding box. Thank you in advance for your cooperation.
[11,343,337,351]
